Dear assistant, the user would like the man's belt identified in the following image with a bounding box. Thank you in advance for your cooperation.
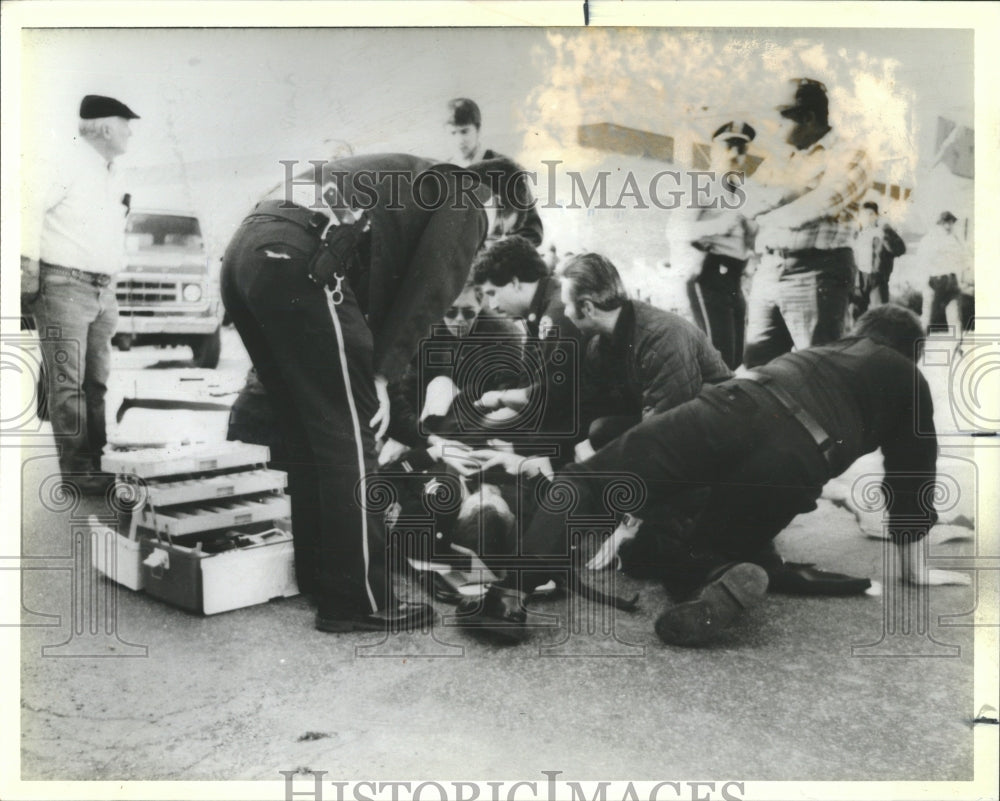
[39,261,112,288]
[740,371,835,465]
[763,245,852,259]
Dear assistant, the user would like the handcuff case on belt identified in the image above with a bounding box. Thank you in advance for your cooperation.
[307,215,370,307]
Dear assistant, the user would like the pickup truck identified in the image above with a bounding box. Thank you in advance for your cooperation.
[111,208,222,368]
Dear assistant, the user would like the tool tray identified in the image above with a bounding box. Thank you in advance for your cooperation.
[102,442,270,479]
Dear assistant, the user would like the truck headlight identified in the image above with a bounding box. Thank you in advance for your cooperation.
[182,283,203,302]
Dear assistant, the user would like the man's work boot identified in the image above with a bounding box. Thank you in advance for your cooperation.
[655,562,768,646]
[454,584,528,643]
[752,541,871,596]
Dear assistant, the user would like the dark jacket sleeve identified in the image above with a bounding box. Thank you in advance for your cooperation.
[385,361,427,448]
[881,369,938,542]
[374,204,487,381]
[696,332,734,385]
[511,202,544,247]
[881,224,906,257]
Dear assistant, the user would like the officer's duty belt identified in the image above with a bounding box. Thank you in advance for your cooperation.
[740,371,835,465]
[248,200,369,297]
[249,199,333,237]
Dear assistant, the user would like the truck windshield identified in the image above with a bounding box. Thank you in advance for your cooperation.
[126,214,204,253]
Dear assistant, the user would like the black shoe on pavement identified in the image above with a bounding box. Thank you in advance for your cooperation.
[766,562,871,596]
[655,562,768,647]
[315,601,435,633]
[750,542,871,596]
[454,584,528,643]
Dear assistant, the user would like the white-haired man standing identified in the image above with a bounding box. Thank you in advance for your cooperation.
[22,95,138,493]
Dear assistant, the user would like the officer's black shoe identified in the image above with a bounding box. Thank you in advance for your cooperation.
[750,542,870,596]
[315,601,435,633]
[766,563,871,596]
[655,562,768,647]
[454,585,528,643]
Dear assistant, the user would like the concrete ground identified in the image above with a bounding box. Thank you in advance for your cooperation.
[15,326,990,782]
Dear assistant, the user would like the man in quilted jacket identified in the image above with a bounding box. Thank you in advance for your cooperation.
[562,252,732,455]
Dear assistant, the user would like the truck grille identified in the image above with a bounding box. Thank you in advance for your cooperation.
[116,279,179,306]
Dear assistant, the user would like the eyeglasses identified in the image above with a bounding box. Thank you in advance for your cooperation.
[444,307,478,321]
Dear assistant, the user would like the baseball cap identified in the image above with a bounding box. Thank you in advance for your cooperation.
[776,78,828,119]
[80,95,140,120]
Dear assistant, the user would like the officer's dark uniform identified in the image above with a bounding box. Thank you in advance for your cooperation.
[221,155,489,616]
[686,251,750,370]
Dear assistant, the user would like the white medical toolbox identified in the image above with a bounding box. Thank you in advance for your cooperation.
[138,524,298,615]
[101,441,271,478]
[95,441,298,612]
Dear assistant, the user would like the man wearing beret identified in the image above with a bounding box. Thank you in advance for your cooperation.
[742,79,873,368]
[445,98,544,247]
[23,95,138,494]
[221,154,502,632]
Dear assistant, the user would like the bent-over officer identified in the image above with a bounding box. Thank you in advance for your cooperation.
[221,154,500,633]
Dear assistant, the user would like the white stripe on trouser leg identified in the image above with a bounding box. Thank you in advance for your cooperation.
[693,282,713,342]
[324,286,378,612]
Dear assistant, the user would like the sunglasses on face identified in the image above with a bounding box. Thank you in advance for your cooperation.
[444,306,478,320]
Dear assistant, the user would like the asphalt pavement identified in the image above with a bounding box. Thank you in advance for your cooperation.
[15,327,989,782]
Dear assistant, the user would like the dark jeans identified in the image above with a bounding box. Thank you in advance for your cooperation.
[744,248,854,368]
[499,380,830,594]
[30,269,118,474]
[221,216,390,613]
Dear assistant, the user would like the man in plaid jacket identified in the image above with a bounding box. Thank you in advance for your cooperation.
[743,78,873,367]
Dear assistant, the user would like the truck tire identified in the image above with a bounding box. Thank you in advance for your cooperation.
[191,328,221,369]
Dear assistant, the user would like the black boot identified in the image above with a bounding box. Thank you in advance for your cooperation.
[454,584,528,643]
[655,562,768,646]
